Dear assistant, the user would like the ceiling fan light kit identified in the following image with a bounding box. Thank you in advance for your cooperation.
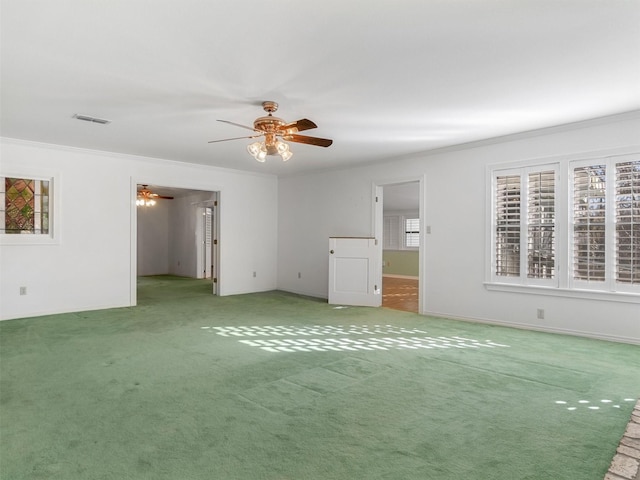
[210,101,332,163]
[136,185,174,207]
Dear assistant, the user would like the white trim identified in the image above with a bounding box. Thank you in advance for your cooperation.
[422,309,640,345]
[0,169,61,245]
[383,274,418,280]
[487,145,640,172]
[0,301,131,322]
[484,282,639,304]
[373,175,426,314]
[279,112,640,179]
[1,137,276,180]
[129,178,138,307]
[129,176,226,306]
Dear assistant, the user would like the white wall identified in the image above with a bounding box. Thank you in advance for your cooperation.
[136,190,217,278]
[137,200,170,275]
[168,191,215,278]
[277,113,640,343]
[0,139,278,320]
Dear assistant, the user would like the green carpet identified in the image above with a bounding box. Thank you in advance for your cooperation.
[1,275,638,479]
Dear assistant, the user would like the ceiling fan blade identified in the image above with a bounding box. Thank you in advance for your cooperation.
[278,118,317,134]
[156,195,174,200]
[217,119,263,133]
[208,134,263,144]
[282,134,333,147]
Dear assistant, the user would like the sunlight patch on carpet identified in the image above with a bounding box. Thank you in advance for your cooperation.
[554,398,637,411]
[207,325,430,337]
[201,325,510,353]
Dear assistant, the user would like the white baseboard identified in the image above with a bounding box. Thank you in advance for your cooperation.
[422,310,640,345]
[383,274,419,280]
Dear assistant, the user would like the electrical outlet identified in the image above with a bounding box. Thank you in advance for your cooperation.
[20,286,27,295]
[537,308,545,320]
[298,272,302,279]
[253,271,256,278]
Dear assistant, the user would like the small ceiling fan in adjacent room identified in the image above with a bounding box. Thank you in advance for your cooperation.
[209,101,333,162]
[136,185,174,207]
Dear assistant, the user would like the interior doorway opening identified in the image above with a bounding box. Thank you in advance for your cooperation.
[134,184,220,303]
[379,181,421,313]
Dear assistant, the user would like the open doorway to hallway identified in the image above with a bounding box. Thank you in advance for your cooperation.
[135,184,219,299]
[381,182,420,313]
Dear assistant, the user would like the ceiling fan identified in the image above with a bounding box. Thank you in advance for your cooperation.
[136,185,174,207]
[209,101,333,162]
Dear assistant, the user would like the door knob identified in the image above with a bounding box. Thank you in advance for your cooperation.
[330,250,334,254]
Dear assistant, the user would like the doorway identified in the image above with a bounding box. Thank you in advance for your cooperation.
[132,183,220,305]
[377,180,422,313]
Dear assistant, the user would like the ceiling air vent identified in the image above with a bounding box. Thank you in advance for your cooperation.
[72,113,111,125]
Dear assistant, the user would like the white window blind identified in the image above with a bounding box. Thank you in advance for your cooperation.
[615,160,640,285]
[572,164,607,282]
[490,154,638,298]
[404,218,419,248]
[383,215,401,249]
[384,214,418,250]
[495,174,521,277]
[527,171,555,279]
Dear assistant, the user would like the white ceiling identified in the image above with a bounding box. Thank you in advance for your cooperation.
[383,182,420,212]
[2,1,639,177]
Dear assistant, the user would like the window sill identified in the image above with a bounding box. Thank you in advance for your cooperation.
[484,282,640,304]
[0,235,59,246]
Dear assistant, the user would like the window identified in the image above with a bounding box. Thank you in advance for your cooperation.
[493,167,557,285]
[404,217,420,248]
[570,156,639,291]
[1,177,50,234]
[383,213,419,250]
[495,174,521,277]
[489,152,639,298]
[616,161,640,285]
[572,164,606,282]
[527,170,555,279]
[0,173,56,245]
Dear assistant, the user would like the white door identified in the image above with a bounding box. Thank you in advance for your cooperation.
[196,207,212,279]
[204,207,212,278]
[328,237,381,307]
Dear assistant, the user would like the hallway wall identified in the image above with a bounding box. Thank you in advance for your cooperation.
[137,199,170,276]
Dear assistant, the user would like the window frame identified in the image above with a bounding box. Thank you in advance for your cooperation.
[383,211,419,251]
[0,170,60,245]
[486,150,639,303]
[569,154,639,294]
[403,216,420,249]
[490,164,559,288]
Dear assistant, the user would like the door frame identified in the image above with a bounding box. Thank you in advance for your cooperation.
[372,175,426,314]
[194,195,220,294]
[129,178,223,306]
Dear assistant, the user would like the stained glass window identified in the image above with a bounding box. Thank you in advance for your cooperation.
[1,177,50,234]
